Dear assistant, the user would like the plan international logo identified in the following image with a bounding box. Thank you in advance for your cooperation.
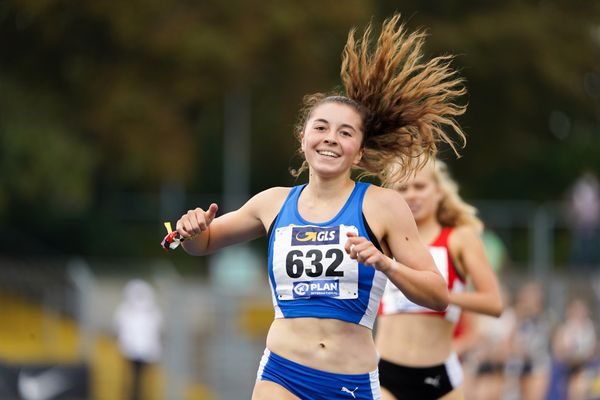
[293,280,340,298]
[291,226,340,246]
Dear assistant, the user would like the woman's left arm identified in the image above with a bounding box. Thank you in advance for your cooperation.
[350,187,448,311]
[449,226,503,317]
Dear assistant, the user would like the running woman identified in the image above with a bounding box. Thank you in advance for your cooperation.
[377,158,503,400]
[174,15,468,400]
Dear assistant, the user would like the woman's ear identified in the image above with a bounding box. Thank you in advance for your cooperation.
[300,132,306,153]
[353,149,363,165]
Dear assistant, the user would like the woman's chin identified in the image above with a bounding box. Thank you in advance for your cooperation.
[309,165,349,178]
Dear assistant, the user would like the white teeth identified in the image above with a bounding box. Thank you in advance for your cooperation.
[317,150,339,158]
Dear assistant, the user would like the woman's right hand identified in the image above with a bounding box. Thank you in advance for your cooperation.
[176,203,219,239]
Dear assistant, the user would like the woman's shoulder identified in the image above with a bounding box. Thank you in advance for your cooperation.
[364,183,401,201]
[447,225,482,256]
[363,184,408,211]
[256,186,294,197]
[448,224,481,243]
[362,184,412,234]
[243,187,294,223]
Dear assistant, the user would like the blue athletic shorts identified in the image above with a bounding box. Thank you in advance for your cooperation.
[256,348,382,399]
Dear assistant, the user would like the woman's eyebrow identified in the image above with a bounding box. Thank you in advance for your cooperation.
[339,123,357,132]
[312,119,357,132]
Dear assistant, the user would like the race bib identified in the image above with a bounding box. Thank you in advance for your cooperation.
[384,245,449,310]
[273,224,359,300]
[430,246,449,282]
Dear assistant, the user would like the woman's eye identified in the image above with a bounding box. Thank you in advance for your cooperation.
[340,131,351,137]
[315,126,326,131]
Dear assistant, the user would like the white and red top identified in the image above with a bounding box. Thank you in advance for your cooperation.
[379,227,465,323]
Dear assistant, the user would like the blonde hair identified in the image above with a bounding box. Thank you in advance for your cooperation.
[431,159,483,232]
[291,14,467,182]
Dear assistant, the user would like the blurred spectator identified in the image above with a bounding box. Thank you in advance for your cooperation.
[114,279,163,400]
[453,230,509,398]
[504,282,552,400]
[547,298,597,400]
[566,171,600,270]
[453,229,509,398]
[463,287,516,400]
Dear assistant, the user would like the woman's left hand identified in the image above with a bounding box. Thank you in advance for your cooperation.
[344,231,392,272]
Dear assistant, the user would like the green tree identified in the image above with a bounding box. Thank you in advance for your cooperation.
[0,0,373,255]
[376,1,600,199]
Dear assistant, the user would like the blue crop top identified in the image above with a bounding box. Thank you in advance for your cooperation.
[267,182,387,329]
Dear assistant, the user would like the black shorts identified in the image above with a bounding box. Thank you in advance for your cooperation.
[378,353,463,400]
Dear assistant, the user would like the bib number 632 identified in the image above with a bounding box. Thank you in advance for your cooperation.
[286,248,344,278]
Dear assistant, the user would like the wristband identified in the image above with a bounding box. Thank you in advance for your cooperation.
[161,222,185,251]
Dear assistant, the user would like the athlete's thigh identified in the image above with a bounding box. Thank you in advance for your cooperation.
[439,385,464,400]
[252,380,301,400]
[471,374,504,400]
[380,386,397,400]
[520,372,548,400]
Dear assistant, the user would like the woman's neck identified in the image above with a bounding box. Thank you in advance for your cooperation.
[297,174,356,223]
[417,216,442,243]
[304,173,355,200]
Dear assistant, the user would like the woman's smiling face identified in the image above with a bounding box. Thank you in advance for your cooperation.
[301,102,364,178]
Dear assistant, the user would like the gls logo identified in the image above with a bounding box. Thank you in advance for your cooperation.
[291,226,339,246]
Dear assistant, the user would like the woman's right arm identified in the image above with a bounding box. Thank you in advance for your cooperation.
[176,187,287,256]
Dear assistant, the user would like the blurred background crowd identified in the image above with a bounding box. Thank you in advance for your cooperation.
[1,0,599,399]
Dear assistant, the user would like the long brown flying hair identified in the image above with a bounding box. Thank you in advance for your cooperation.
[292,14,467,184]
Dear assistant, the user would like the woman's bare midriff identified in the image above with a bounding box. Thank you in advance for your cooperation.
[266,317,378,374]
[376,313,455,366]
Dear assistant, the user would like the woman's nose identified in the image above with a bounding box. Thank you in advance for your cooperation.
[323,129,338,144]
